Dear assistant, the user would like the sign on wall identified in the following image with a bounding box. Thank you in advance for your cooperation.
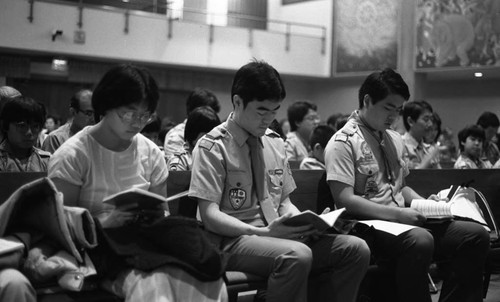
[333,0,400,76]
[415,0,500,69]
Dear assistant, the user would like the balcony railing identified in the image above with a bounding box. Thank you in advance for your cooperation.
[28,0,326,54]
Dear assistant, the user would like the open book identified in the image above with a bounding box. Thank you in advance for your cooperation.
[103,188,189,209]
[411,192,489,229]
[283,208,347,232]
[410,199,453,220]
[0,237,24,256]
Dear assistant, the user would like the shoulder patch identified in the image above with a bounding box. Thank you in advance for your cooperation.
[198,138,215,151]
[334,133,349,142]
[341,123,358,136]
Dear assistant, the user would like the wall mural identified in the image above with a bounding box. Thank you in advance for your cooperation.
[334,0,400,76]
[416,0,500,69]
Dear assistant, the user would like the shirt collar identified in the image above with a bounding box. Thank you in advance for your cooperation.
[226,112,258,147]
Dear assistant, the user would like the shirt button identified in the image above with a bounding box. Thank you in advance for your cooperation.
[236,182,241,187]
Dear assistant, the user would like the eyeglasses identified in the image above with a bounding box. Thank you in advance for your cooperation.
[76,108,94,118]
[12,121,42,133]
[116,109,155,125]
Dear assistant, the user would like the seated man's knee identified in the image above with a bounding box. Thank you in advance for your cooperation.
[281,242,313,272]
[404,228,434,260]
[343,235,371,265]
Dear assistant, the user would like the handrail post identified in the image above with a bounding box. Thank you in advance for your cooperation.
[209,24,214,44]
[77,0,84,29]
[321,27,326,55]
[124,9,129,34]
[285,22,291,52]
[28,0,34,23]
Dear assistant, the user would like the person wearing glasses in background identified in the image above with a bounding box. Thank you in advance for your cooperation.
[0,95,50,172]
[42,89,94,153]
[284,101,321,165]
[48,64,227,301]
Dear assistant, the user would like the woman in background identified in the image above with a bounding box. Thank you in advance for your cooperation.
[48,64,227,301]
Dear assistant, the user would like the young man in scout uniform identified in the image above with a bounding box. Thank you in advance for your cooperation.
[189,60,370,302]
[325,68,490,302]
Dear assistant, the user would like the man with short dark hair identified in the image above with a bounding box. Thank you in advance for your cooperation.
[401,100,441,169]
[476,111,500,165]
[189,61,370,302]
[163,88,220,160]
[326,68,490,302]
[42,89,94,153]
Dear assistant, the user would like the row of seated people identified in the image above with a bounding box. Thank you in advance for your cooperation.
[0,62,493,302]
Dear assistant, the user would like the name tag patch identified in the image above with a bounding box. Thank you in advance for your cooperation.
[229,188,246,210]
[268,169,283,175]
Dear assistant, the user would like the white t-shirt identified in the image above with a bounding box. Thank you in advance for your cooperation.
[48,126,168,219]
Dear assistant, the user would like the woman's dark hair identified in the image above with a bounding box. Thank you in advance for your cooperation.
[184,106,221,147]
[287,101,317,132]
[0,96,46,133]
[92,64,159,122]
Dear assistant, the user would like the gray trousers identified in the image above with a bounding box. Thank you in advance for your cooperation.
[0,269,36,302]
[221,233,370,302]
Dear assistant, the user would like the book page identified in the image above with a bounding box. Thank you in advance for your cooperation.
[319,208,347,227]
[359,220,416,236]
[411,199,452,219]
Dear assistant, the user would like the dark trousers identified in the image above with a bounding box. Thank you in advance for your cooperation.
[369,220,489,302]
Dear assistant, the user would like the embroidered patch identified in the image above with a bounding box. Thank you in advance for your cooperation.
[229,188,246,210]
[268,169,283,175]
[198,138,215,151]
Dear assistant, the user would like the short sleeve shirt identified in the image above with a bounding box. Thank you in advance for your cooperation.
[284,131,310,162]
[454,154,492,169]
[325,111,408,207]
[299,157,325,170]
[42,123,72,153]
[167,150,192,171]
[0,140,50,172]
[163,120,186,160]
[48,126,168,219]
[402,132,441,169]
[189,114,296,227]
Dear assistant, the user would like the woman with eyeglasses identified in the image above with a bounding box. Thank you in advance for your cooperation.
[0,95,51,172]
[48,64,227,301]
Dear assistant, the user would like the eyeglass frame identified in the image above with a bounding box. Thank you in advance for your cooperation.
[75,107,95,118]
[12,121,43,133]
[115,109,155,125]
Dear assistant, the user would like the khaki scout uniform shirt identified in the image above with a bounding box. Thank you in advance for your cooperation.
[0,140,50,172]
[325,111,409,207]
[454,154,492,169]
[402,132,441,169]
[189,114,296,227]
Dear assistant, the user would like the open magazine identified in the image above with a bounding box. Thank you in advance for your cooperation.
[103,188,189,209]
